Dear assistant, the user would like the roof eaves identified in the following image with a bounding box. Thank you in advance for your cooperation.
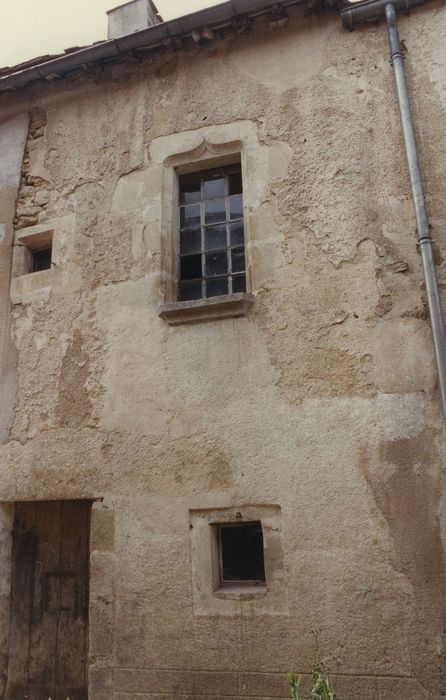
[0,0,306,94]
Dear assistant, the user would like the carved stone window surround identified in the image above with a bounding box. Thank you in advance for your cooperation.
[151,121,264,325]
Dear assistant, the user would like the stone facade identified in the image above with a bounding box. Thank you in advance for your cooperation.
[0,1,446,698]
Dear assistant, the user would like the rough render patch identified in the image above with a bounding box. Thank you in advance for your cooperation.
[95,278,172,439]
[89,501,117,666]
[227,13,334,90]
[408,2,446,109]
[41,81,147,198]
[0,114,29,446]
[0,314,18,446]
[369,317,437,395]
[373,392,426,442]
[7,289,104,444]
[111,169,152,213]
[91,505,115,552]
[0,115,28,189]
[0,428,115,502]
[360,429,446,695]
[56,329,93,428]
[254,239,381,404]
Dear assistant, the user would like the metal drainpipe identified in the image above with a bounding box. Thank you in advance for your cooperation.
[385,3,446,420]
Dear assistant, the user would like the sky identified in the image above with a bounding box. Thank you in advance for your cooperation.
[0,0,220,68]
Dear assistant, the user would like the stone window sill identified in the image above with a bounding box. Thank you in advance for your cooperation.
[10,269,52,304]
[159,293,254,326]
[213,585,267,601]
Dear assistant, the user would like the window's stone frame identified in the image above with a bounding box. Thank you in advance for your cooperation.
[152,121,268,324]
[10,214,83,304]
[12,223,54,278]
[189,504,288,616]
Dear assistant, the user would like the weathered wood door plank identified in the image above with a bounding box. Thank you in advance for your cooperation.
[5,500,90,700]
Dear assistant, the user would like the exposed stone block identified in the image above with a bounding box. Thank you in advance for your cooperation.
[239,671,291,696]
[113,669,240,696]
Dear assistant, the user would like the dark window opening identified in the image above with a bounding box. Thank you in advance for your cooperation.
[218,521,266,585]
[178,164,246,301]
[31,247,52,273]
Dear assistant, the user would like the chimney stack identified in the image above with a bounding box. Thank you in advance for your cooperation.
[107,0,162,40]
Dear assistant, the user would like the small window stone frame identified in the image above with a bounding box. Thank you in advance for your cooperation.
[10,215,80,304]
[13,225,54,278]
[189,505,288,616]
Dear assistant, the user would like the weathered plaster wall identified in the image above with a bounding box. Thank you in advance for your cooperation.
[0,115,27,695]
[0,2,446,698]
[0,114,28,444]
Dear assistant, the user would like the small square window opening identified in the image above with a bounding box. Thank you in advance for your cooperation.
[217,521,266,587]
[178,165,246,302]
[31,247,52,273]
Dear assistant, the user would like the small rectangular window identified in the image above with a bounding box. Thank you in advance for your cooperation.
[178,165,245,301]
[217,521,266,586]
[31,247,52,273]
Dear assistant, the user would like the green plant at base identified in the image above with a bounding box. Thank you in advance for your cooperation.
[287,657,336,700]
[311,657,336,700]
[287,672,304,700]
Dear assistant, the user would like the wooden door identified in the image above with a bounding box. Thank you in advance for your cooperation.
[5,500,91,700]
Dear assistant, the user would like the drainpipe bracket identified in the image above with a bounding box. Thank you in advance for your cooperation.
[416,236,434,248]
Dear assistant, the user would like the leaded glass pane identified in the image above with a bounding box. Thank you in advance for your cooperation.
[228,171,242,195]
[203,177,226,199]
[204,198,226,225]
[180,204,201,229]
[205,224,227,252]
[232,274,246,293]
[180,175,201,204]
[205,251,228,277]
[180,228,201,255]
[180,279,203,301]
[180,254,202,280]
[229,194,243,220]
[229,222,244,247]
[207,277,228,297]
[231,247,245,273]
